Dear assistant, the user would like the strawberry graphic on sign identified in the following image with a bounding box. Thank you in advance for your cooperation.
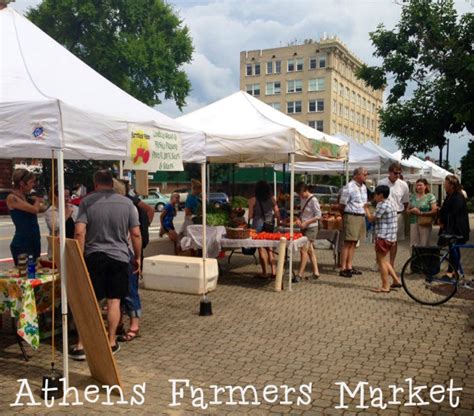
[130,131,151,166]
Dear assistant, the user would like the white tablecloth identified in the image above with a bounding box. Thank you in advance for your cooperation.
[180,225,308,258]
[220,236,308,252]
[180,225,227,258]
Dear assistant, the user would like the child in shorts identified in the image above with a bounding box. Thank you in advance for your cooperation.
[364,185,402,293]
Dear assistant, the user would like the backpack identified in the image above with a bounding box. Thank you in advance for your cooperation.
[137,205,150,249]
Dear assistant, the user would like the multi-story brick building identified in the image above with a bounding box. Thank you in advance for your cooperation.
[240,37,384,144]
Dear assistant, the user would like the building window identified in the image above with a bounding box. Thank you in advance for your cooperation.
[332,121,337,133]
[309,57,317,70]
[339,103,343,116]
[309,120,324,131]
[246,64,252,76]
[287,101,302,114]
[308,99,324,112]
[344,106,349,119]
[287,79,303,93]
[266,61,273,74]
[287,58,303,72]
[246,84,260,96]
[339,84,344,96]
[269,102,281,111]
[275,60,281,73]
[346,87,350,98]
[254,63,260,76]
[266,81,281,95]
[319,54,326,68]
[332,100,337,114]
[308,78,325,92]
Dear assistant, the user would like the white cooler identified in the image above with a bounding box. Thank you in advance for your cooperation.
[142,255,218,294]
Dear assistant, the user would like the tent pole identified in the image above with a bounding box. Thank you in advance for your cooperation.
[345,158,349,185]
[377,166,380,183]
[206,162,210,197]
[288,153,295,291]
[198,162,212,315]
[119,160,124,179]
[201,162,207,277]
[57,149,69,389]
[273,170,277,198]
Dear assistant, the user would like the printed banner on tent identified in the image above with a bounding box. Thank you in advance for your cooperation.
[124,125,183,172]
[311,141,347,159]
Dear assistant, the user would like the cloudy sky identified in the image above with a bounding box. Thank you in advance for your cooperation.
[13,0,473,165]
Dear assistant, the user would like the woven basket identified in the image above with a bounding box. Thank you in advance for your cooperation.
[225,227,250,239]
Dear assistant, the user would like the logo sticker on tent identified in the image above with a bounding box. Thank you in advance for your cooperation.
[32,125,46,140]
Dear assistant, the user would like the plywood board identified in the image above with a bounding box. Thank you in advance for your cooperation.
[135,170,148,196]
[54,237,122,389]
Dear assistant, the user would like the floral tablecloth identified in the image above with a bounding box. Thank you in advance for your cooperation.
[0,272,60,350]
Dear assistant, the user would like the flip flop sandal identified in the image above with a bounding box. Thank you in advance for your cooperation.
[390,283,402,289]
[371,288,390,293]
[117,329,140,342]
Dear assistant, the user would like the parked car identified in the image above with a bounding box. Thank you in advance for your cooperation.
[0,188,12,215]
[310,184,340,203]
[208,192,229,208]
[140,192,170,212]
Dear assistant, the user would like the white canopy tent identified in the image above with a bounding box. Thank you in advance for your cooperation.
[391,151,450,185]
[274,135,391,177]
[177,91,348,164]
[177,91,349,290]
[0,5,205,384]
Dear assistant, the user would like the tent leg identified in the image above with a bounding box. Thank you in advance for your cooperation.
[57,149,69,390]
[119,160,124,179]
[199,162,212,316]
[288,154,295,291]
[273,170,277,199]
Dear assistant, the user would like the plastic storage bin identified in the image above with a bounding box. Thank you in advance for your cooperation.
[142,255,218,294]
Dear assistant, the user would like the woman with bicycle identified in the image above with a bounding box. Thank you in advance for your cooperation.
[407,178,437,248]
[438,175,470,281]
[438,175,469,246]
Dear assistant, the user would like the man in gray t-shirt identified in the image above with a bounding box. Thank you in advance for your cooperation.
[72,170,141,360]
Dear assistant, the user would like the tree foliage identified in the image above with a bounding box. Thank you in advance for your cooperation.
[28,0,194,109]
[357,0,473,157]
[460,140,474,196]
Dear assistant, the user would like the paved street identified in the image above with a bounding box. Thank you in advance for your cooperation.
[1,224,473,415]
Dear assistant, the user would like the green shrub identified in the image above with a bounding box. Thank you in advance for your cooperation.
[231,196,248,208]
[467,198,474,213]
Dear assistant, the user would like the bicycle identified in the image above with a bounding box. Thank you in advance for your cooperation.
[401,235,474,305]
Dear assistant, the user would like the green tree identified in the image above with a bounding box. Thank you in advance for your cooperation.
[28,0,193,109]
[357,0,473,159]
[28,0,194,191]
[460,140,474,196]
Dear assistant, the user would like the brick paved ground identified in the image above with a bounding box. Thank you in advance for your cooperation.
[1,229,473,415]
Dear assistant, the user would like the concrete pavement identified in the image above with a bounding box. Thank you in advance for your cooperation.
[1,230,473,414]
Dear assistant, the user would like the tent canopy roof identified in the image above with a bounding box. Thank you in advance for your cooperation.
[177,91,348,164]
[0,6,205,162]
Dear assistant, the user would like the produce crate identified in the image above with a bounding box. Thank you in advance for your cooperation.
[320,217,343,230]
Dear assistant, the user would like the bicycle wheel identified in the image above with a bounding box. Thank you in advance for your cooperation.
[401,253,458,305]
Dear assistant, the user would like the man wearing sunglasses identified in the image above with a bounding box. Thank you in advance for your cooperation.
[377,162,409,268]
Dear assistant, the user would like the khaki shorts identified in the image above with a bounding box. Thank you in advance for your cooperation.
[343,214,366,242]
[302,226,318,242]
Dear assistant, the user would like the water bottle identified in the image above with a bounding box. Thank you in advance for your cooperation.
[27,255,36,279]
